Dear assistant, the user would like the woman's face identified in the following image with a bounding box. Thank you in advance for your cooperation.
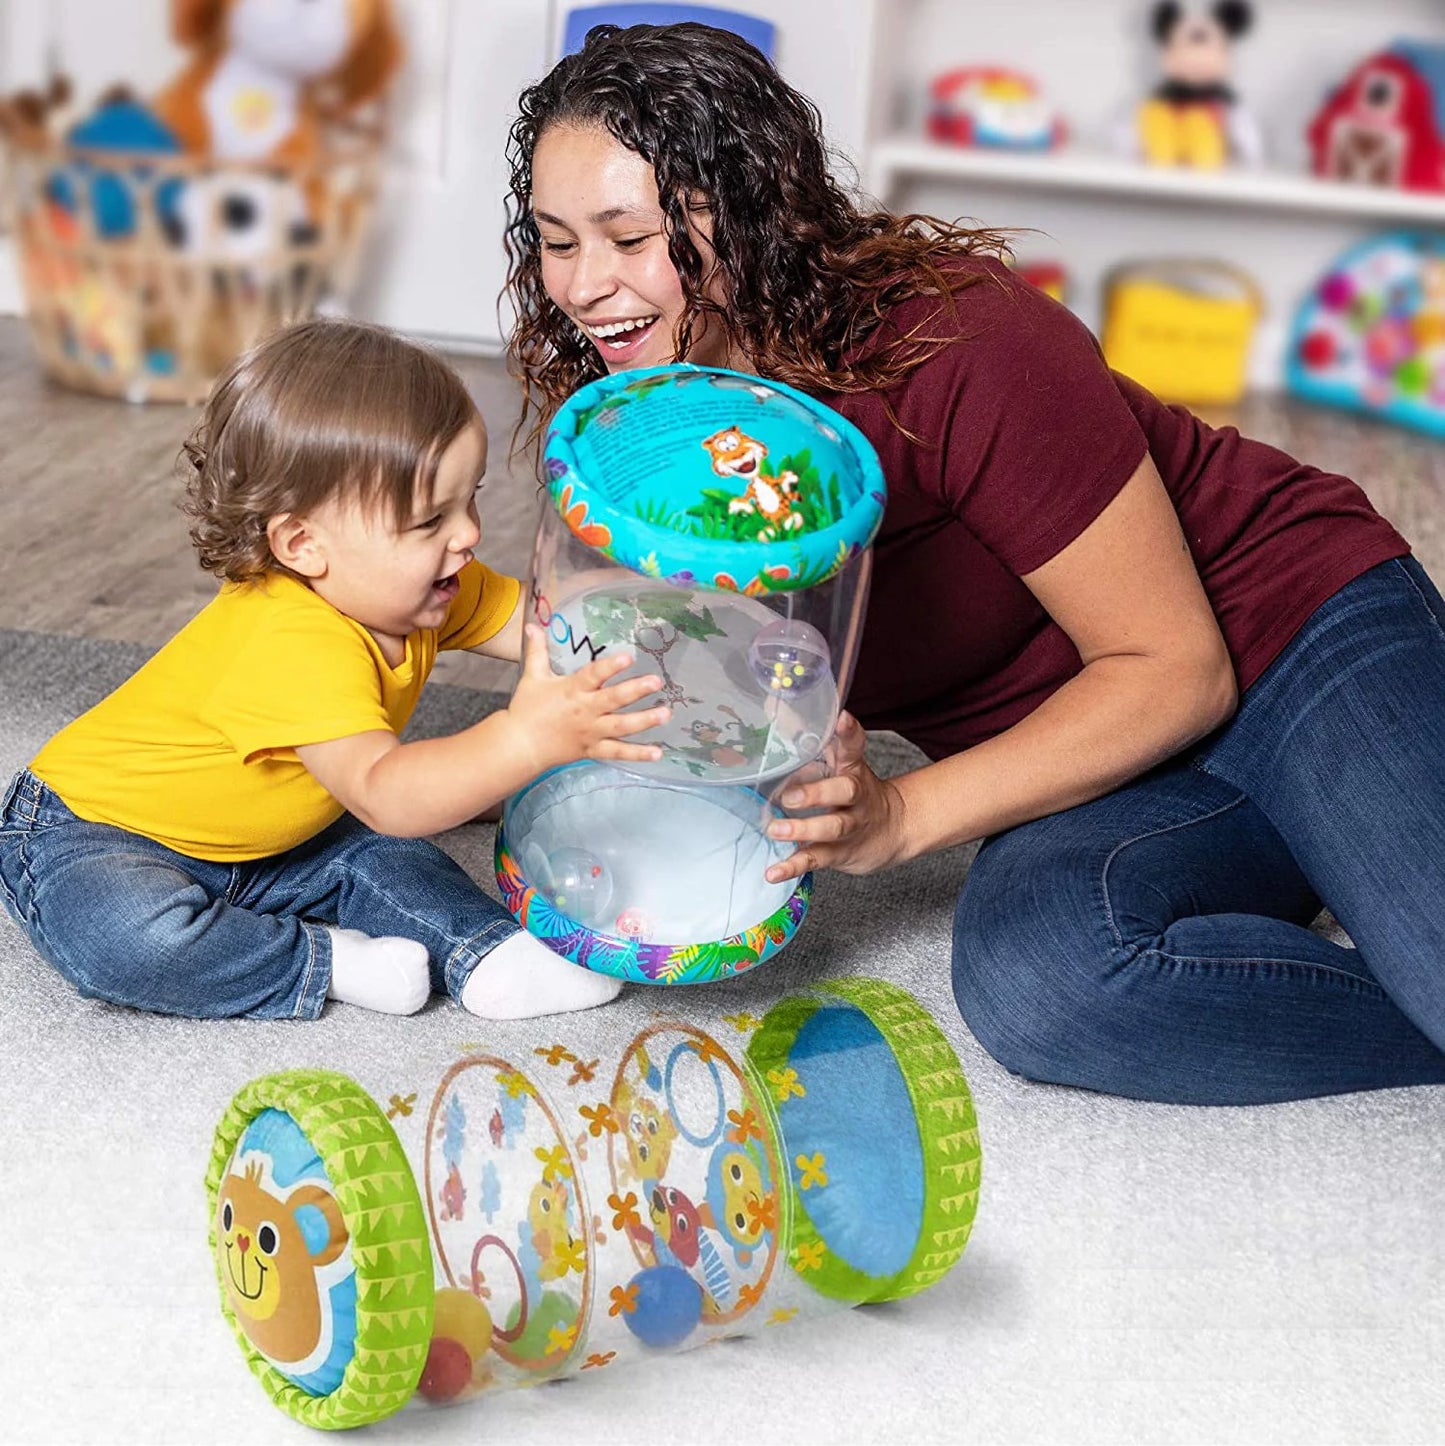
[530,123,734,372]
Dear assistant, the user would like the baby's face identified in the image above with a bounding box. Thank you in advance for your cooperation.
[300,419,487,653]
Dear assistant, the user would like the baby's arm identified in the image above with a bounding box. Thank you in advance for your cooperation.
[297,627,668,836]
[468,589,525,663]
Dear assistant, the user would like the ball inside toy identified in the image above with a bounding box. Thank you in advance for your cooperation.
[614,906,656,940]
[417,1335,472,1402]
[432,1287,492,1361]
[622,1265,704,1348]
[747,617,832,696]
[546,847,613,921]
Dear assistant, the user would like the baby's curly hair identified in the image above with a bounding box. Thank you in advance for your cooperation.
[181,319,478,582]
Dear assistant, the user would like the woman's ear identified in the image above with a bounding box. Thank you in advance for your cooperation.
[266,513,327,578]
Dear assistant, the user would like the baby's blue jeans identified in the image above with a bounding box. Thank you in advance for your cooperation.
[0,784,520,1019]
[953,556,1445,1104]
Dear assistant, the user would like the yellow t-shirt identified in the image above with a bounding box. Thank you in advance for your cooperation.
[31,560,519,862]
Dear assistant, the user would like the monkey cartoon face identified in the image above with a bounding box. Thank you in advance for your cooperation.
[701,427,767,481]
[615,1076,678,1185]
[215,1159,348,1367]
[527,1176,579,1281]
[711,1146,769,1257]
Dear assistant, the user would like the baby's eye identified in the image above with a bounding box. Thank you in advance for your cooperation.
[414,514,443,531]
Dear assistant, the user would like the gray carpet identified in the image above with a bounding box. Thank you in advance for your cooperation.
[1,627,1440,1446]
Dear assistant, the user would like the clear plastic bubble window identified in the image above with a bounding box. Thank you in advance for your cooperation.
[498,366,886,986]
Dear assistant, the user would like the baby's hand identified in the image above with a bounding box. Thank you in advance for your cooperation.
[505,624,670,774]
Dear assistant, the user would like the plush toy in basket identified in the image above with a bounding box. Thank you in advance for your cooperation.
[0,0,402,403]
[153,0,401,165]
[1287,231,1445,437]
[206,977,981,1427]
[496,365,885,986]
[1307,41,1445,191]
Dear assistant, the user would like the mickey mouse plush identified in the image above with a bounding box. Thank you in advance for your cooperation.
[152,0,401,167]
[1135,1,1262,168]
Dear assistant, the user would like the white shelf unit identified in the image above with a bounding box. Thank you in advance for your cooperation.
[867,141,1445,227]
[862,0,1445,391]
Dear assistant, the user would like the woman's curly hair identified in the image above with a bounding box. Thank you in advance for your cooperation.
[180,319,477,582]
[504,21,1012,459]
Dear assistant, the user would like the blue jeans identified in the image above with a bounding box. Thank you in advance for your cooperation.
[952,556,1445,1104]
[0,775,520,1019]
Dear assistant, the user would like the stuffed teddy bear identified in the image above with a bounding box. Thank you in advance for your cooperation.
[1133,1,1262,168]
[152,0,402,167]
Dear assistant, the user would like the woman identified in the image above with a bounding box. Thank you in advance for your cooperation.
[502,22,1445,1104]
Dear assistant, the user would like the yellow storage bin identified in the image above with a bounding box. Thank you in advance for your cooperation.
[1102,260,1262,406]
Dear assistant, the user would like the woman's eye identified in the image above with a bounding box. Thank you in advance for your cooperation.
[542,240,575,256]
[615,235,650,250]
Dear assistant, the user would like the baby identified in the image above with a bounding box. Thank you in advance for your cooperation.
[0,319,668,1021]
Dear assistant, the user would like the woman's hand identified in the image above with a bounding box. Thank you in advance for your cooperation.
[764,712,909,881]
[504,625,670,773]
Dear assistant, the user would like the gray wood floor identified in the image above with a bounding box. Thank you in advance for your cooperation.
[3,314,1444,702]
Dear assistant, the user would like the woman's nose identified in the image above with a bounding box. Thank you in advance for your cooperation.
[568,244,618,309]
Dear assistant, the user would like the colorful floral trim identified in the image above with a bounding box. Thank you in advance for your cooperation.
[494,834,812,985]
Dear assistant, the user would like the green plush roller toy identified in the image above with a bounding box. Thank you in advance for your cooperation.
[205,979,981,1429]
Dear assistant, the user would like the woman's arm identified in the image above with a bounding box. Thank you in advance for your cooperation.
[766,454,1238,878]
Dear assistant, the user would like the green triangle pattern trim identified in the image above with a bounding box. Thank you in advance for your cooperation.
[747,977,981,1305]
[205,1069,435,1430]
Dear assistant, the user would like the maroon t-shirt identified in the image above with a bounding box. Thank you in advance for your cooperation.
[827,257,1409,760]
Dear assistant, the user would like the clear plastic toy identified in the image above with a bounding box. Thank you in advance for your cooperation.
[206,978,981,1428]
[497,366,885,985]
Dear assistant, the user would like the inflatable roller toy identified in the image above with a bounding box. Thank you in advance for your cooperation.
[206,978,981,1429]
[500,364,885,984]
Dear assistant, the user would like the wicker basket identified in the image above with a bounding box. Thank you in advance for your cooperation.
[0,120,383,404]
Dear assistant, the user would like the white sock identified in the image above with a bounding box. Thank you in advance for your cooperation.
[459,931,623,1020]
[326,927,431,1015]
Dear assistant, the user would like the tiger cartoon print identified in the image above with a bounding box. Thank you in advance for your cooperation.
[700,426,806,542]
